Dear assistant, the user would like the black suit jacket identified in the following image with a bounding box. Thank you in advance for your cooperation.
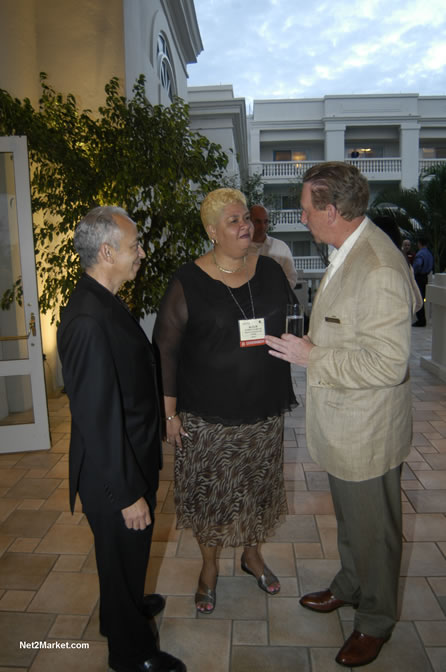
[57,274,162,513]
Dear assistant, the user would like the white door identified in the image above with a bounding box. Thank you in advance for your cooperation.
[0,136,50,453]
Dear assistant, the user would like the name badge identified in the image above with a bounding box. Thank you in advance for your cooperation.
[239,318,265,347]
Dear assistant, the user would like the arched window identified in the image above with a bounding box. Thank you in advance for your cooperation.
[157,33,174,101]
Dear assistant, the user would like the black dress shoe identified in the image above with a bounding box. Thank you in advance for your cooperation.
[299,589,359,612]
[335,630,390,667]
[142,593,166,618]
[100,594,166,636]
[109,650,186,672]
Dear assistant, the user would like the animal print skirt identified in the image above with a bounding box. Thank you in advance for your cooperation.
[175,412,287,547]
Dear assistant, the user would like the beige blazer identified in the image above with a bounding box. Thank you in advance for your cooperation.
[306,218,418,481]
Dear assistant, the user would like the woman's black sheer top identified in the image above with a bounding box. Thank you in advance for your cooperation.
[153,256,297,426]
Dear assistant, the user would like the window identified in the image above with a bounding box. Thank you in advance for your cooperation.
[291,151,307,161]
[347,146,383,159]
[292,241,311,256]
[422,146,446,159]
[422,148,436,159]
[157,34,174,101]
[273,150,307,161]
[282,195,298,209]
[274,150,291,161]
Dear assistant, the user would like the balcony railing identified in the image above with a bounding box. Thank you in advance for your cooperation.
[261,160,319,178]
[291,257,326,302]
[258,158,446,181]
[293,256,326,272]
[271,209,301,226]
[419,159,446,173]
[346,158,401,174]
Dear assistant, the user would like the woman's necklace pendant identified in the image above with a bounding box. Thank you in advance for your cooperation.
[213,251,247,274]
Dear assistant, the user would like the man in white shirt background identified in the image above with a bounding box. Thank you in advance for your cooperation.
[250,204,298,289]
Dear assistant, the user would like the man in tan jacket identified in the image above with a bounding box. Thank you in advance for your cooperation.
[266,162,418,668]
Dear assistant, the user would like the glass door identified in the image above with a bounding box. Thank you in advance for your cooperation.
[0,136,50,453]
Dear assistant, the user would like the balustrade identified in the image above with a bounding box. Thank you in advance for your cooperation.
[346,157,401,173]
[419,159,446,173]
[257,157,446,181]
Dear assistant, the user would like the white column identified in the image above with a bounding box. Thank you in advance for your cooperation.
[324,122,346,161]
[249,126,261,175]
[421,274,446,382]
[400,122,420,189]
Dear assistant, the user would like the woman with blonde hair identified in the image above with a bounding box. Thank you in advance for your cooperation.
[153,188,296,613]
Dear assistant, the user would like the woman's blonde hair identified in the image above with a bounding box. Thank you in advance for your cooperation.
[200,188,247,235]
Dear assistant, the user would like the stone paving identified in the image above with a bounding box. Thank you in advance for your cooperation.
[0,325,445,671]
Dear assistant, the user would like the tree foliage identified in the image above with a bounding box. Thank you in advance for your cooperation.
[240,172,267,209]
[0,74,229,319]
[240,172,290,231]
[372,164,446,272]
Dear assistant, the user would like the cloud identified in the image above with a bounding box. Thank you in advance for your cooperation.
[187,0,446,101]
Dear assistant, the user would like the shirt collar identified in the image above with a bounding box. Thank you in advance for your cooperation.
[328,217,368,267]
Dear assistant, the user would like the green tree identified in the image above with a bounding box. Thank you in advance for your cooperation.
[371,164,446,272]
[240,172,266,209]
[240,172,285,230]
[0,74,229,320]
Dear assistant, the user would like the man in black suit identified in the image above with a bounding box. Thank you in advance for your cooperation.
[58,206,186,672]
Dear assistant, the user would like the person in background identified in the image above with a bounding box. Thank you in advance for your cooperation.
[58,206,185,672]
[153,188,296,615]
[402,238,415,265]
[372,214,403,250]
[265,163,417,668]
[249,204,298,289]
[373,216,422,313]
[412,235,434,327]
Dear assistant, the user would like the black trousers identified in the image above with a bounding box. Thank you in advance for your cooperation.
[415,273,428,325]
[329,465,403,638]
[80,480,157,666]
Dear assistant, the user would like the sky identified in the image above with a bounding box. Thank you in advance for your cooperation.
[187,0,446,110]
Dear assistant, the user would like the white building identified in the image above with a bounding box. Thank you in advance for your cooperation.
[247,94,446,262]
[188,85,248,184]
[0,0,202,109]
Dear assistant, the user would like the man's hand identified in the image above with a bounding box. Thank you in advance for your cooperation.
[121,497,152,530]
[265,333,314,368]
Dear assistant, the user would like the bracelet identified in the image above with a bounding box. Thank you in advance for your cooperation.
[166,413,178,421]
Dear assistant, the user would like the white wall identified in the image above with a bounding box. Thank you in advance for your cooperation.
[253,99,325,122]
[123,0,198,104]
[0,0,125,111]
[188,86,248,182]
[0,0,203,392]
[249,93,446,185]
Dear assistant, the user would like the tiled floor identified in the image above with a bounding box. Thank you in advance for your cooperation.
[1,326,446,671]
